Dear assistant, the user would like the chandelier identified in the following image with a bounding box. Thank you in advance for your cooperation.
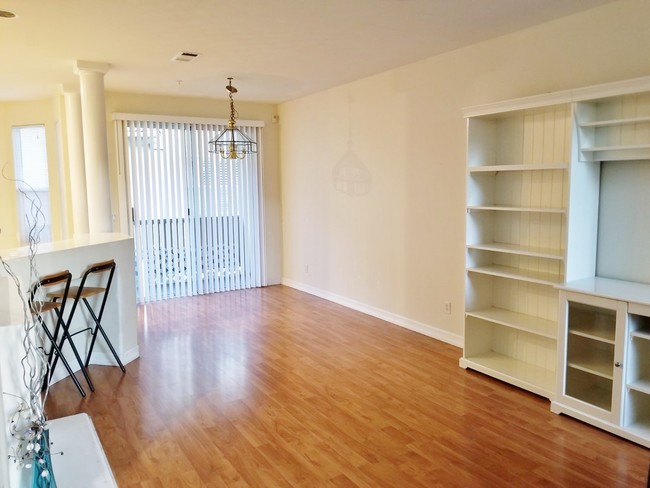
[209,78,257,159]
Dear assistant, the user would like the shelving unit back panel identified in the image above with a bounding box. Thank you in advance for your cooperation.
[467,104,571,167]
[493,169,567,209]
[520,105,572,165]
[491,278,559,322]
[593,122,650,149]
[494,211,565,253]
[597,160,650,284]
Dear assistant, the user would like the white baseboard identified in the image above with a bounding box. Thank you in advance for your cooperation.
[282,278,463,348]
[90,345,140,367]
[49,346,139,385]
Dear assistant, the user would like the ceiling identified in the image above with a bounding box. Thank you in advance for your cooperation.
[0,0,616,103]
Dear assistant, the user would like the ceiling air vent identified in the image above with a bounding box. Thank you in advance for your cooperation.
[172,51,200,62]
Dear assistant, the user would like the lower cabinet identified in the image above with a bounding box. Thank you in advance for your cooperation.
[552,279,650,448]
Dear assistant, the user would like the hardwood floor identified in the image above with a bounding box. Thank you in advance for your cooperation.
[46,285,649,487]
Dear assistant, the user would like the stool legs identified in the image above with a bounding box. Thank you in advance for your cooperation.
[48,260,126,382]
[47,315,96,392]
[82,297,126,373]
[36,312,87,398]
[30,270,88,398]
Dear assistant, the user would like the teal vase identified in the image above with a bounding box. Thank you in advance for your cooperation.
[31,430,57,488]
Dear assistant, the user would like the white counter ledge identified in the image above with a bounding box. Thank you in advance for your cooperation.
[0,232,139,366]
[0,233,139,487]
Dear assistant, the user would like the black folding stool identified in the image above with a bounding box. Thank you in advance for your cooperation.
[29,270,88,397]
[49,260,126,374]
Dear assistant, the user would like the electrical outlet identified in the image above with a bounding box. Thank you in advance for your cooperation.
[444,301,451,314]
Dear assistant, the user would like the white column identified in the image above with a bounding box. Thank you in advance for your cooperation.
[75,60,112,234]
[62,84,89,235]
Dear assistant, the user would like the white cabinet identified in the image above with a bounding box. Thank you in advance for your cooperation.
[552,279,650,448]
[556,291,626,423]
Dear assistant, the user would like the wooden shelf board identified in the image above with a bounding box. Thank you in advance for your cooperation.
[628,378,650,395]
[568,322,616,343]
[567,358,614,380]
[460,352,556,398]
[467,205,566,214]
[631,329,650,341]
[580,115,650,127]
[466,307,557,339]
[581,143,650,152]
[467,242,564,260]
[468,163,567,173]
[467,265,562,287]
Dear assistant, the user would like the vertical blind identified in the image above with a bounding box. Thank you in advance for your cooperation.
[115,115,264,303]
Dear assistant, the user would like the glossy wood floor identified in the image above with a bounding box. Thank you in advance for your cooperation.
[46,285,649,487]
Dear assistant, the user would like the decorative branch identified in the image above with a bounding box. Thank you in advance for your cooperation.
[1,173,59,481]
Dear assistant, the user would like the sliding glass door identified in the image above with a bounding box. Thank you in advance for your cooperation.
[117,117,263,303]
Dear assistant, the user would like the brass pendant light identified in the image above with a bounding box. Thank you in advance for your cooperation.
[208,78,257,159]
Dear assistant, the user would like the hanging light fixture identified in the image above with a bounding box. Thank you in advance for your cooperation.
[209,77,257,159]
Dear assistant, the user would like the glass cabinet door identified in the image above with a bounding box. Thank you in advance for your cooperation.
[560,292,626,422]
[565,300,617,410]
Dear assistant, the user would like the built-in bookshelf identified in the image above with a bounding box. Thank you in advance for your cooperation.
[461,77,650,448]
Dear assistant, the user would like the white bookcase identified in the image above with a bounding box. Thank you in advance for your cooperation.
[461,77,650,420]
[461,104,570,398]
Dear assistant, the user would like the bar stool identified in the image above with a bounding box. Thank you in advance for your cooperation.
[28,270,88,397]
[49,260,126,374]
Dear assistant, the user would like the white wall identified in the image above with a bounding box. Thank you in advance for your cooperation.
[279,0,650,343]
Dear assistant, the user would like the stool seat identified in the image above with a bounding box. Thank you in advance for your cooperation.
[30,301,63,314]
[49,286,106,300]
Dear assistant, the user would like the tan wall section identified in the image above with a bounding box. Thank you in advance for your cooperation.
[278,0,650,340]
[0,97,65,248]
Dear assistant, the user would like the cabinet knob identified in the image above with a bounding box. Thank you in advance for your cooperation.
[615,361,622,367]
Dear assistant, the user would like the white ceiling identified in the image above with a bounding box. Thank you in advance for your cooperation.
[0,0,616,103]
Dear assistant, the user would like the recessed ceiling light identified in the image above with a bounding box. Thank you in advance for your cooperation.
[0,10,16,18]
